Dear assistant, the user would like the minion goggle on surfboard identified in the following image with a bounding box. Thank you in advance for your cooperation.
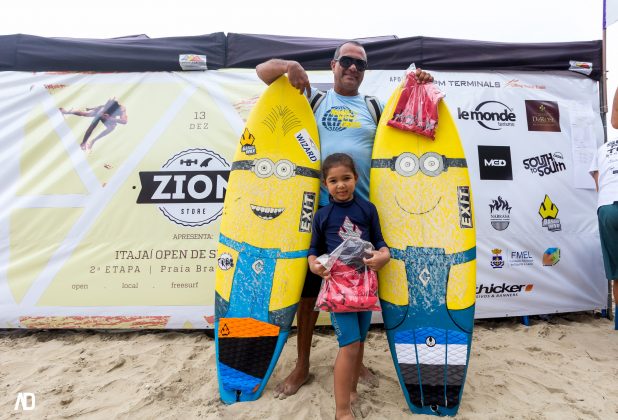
[231,158,321,180]
[371,152,467,177]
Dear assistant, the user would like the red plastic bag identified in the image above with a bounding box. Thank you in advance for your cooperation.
[387,71,444,139]
[315,237,380,313]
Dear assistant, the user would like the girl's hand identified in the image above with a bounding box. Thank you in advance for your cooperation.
[309,258,331,281]
[363,247,391,272]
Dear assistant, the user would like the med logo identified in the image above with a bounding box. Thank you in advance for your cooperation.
[137,149,230,227]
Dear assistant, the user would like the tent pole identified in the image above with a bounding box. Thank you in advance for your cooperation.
[601,26,614,321]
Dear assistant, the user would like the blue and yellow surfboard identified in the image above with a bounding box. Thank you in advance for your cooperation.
[370,82,476,416]
[214,76,320,403]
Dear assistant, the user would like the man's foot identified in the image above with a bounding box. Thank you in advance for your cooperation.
[351,397,372,419]
[272,367,311,399]
[335,408,355,420]
[358,365,378,388]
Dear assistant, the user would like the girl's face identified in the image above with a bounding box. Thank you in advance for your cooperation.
[324,164,357,202]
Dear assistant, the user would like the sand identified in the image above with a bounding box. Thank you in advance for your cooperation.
[1,312,617,419]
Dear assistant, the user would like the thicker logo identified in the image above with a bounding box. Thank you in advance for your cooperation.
[478,146,513,180]
[457,101,516,130]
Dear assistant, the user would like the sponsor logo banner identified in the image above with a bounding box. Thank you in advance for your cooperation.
[509,250,534,267]
[522,152,566,177]
[538,194,562,232]
[490,248,505,269]
[478,146,513,180]
[457,100,516,130]
[137,149,230,227]
[489,196,512,231]
[476,282,534,298]
[525,100,561,132]
[543,248,561,266]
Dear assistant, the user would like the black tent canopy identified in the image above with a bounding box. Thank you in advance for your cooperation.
[0,32,602,80]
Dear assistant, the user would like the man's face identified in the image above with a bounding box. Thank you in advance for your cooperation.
[331,43,367,96]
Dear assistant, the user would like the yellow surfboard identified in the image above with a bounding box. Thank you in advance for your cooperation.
[370,81,476,416]
[214,76,320,403]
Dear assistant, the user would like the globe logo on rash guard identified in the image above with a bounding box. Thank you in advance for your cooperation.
[322,106,358,131]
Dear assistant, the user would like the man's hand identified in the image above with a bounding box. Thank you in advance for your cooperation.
[286,61,311,96]
[256,59,311,96]
[414,68,434,84]
[363,247,391,272]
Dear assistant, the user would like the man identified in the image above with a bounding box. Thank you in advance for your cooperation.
[590,87,618,322]
[256,41,434,397]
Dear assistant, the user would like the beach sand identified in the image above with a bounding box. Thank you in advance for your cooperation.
[1,312,617,419]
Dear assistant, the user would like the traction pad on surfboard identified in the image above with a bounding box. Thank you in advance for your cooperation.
[218,317,280,392]
[394,327,468,408]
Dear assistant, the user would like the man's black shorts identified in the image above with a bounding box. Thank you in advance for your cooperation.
[301,268,323,298]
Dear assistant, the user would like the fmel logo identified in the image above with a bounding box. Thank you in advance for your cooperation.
[525,100,561,132]
[137,149,229,227]
[538,195,561,232]
[509,250,534,267]
[489,196,511,231]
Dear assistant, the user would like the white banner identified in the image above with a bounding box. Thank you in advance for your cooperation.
[362,70,607,318]
[0,69,607,328]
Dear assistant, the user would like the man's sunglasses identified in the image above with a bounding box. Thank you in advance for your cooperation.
[334,56,368,72]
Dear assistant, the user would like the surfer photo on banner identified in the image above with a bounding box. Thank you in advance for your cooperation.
[307,153,390,420]
[60,97,128,152]
[256,40,434,398]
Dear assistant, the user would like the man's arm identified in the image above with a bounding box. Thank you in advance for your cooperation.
[612,89,618,129]
[591,170,599,192]
[256,59,311,96]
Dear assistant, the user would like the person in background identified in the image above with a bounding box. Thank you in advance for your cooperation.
[589,87,618,322]
[256,41,433,397]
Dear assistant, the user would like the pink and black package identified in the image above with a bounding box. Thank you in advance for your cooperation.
[315,237,380,313]
[387,71,445,139]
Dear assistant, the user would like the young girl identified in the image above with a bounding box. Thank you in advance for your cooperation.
[308,153,390,420]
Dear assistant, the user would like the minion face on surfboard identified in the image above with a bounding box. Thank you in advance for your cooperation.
[214,76,320,403]
[371,85,476,416]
